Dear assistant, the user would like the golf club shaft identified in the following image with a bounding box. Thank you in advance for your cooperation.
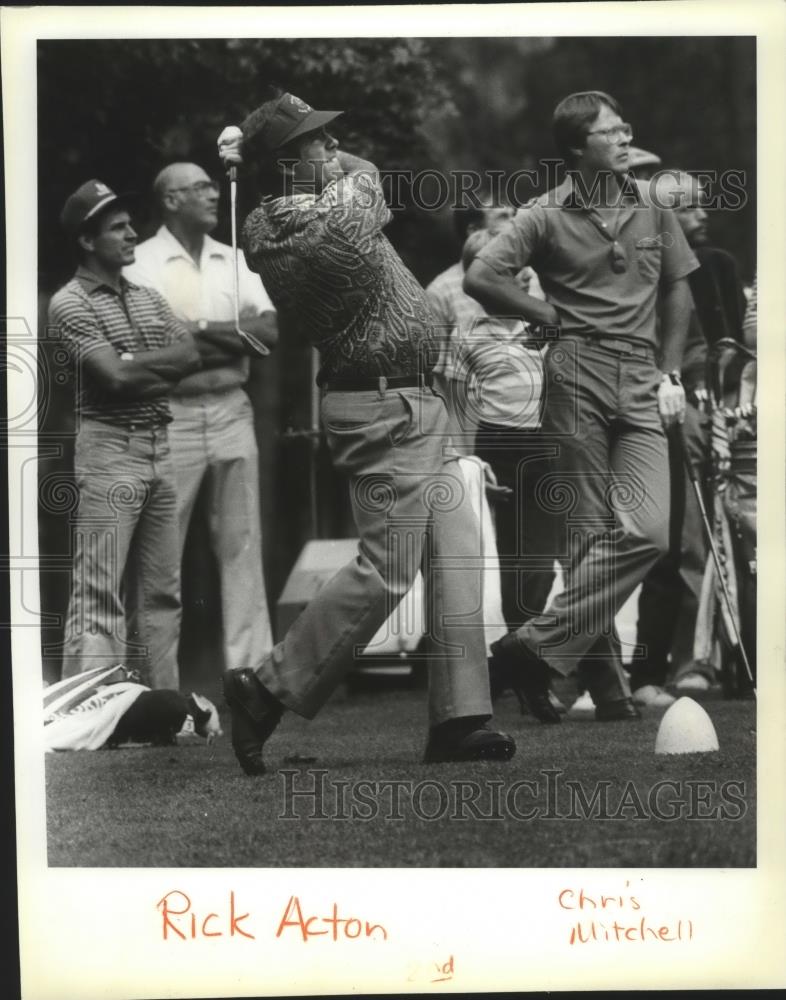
[230,167,240,329]
[676,424,755,689]
[229,166,270,358]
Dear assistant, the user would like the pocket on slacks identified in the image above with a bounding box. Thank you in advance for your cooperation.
[388,392,415,446]
[76,426,130,459]
[321,392,387,431]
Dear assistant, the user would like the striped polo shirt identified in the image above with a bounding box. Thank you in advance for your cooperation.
[48,266,189,428]
[454,315,545,429]
[425,261,487,380]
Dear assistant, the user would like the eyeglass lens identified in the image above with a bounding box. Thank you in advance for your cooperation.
[591,124,633,143]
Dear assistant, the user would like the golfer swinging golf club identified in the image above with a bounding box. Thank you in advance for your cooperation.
[217,89,516,773]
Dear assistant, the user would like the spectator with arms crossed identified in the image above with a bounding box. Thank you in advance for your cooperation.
[125,162,278,676]
[50,180,201,688]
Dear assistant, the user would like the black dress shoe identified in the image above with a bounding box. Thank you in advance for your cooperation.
[222,669,284,775]
[423,717,516,763]
[594,697,642,722]
[489,635,561,724]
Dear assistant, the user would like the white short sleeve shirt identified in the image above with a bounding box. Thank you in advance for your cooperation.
[124,225,274,324]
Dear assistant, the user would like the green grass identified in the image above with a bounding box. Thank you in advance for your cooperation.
[46,680,756,868]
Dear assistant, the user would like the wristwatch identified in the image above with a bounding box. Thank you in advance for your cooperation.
[661,369,682,387]
[120,352,134,362]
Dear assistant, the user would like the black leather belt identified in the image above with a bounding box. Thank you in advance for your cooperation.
[322,375,424,392]
[84,419,164,432]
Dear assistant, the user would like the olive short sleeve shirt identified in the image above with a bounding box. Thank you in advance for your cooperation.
[477,175,699,347]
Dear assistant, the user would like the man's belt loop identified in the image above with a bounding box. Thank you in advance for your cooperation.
[377,375,388,398]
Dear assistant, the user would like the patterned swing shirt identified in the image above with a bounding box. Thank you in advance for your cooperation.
[242,171,439,383]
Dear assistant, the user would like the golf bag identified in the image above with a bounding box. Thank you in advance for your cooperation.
[693,338,757,696]
[43,664,222,750]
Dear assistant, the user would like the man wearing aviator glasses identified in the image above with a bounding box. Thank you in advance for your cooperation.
[465,90,698,722]
[126,162,279,679]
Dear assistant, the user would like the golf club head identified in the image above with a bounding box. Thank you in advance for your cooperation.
[237,325,271,358]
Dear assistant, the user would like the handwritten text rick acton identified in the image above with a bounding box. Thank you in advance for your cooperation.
[156,891,388,942]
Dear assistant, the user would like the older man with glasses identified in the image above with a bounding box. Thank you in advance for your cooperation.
[465,91,699,722]
[125,162,278,679]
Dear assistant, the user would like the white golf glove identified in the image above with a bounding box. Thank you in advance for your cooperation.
[657,375,686,427]
[217,125,244,168]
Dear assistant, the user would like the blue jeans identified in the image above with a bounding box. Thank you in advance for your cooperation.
[60,419,181,689]
[516,337,670,698]
[255,385,492,726]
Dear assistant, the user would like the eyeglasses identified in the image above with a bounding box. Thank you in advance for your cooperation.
[167,180,220,196]
[587,123,633,144]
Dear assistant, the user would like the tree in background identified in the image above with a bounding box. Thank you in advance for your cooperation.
[425,36,755,281]
[38,38,456,289]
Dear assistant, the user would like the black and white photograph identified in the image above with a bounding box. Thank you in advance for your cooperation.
[4,3,785,997]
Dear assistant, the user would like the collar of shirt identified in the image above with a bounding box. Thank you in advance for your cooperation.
[153,224,231,270]
[553,172,644,211]
[261,176,354,216]
[263,191,321,209]
[74,264,134,296]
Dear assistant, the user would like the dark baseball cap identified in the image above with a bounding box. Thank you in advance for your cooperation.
[241,92,343,154]
[60,179,134,236]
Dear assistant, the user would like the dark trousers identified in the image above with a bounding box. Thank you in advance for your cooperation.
[516,337,670,702]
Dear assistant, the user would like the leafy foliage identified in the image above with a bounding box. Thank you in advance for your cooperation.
[423,37,755,280]
[38,35,755,287]
[38,38,456,288]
